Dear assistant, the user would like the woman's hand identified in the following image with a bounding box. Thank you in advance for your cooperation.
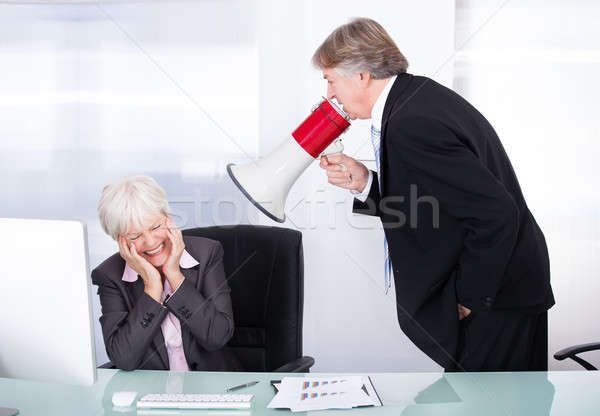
[162,218,185,291]
[118,235,162,302]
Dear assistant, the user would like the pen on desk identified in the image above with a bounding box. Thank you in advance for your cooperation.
[226,381,260,392]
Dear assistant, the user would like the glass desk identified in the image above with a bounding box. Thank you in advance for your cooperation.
[0,369,598,415]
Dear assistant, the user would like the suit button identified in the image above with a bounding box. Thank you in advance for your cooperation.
[483,297,494,308]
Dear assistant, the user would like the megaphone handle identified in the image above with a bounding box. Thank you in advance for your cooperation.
[321,137,344,156]
[321,139,351,185]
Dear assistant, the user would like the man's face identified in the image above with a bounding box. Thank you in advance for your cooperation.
[323,67,370,120]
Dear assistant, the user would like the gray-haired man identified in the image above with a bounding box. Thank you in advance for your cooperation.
[316,17,554,371]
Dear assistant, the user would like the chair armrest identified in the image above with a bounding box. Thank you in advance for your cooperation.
[98,361,116,369]
[273,356,315,373]
[554,342,600,370]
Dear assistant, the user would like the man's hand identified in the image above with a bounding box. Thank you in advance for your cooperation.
[118,235,162,302]
[319,153,370,192]
[458,304,472,320]
[161,217,185,291]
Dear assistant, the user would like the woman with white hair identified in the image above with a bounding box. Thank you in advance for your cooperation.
[92,175,242,371]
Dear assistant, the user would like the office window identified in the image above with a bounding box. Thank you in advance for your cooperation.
[0,1,259,365]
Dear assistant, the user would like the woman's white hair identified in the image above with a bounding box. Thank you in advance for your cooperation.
[98,175,170,240]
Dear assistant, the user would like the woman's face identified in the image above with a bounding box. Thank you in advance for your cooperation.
[123,213,170,268]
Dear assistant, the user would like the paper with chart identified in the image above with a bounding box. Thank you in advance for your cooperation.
[267,376,382,412]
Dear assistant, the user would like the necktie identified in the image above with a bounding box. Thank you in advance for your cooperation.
[371,124,392,294]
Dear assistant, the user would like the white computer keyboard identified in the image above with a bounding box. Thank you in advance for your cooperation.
[136,393,254,410]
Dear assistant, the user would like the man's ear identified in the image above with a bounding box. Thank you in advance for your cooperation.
[358,72,372,88]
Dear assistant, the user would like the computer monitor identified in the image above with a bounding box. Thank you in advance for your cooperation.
[0,218,96,386]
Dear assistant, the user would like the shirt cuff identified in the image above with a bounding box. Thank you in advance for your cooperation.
[350,170,373,203]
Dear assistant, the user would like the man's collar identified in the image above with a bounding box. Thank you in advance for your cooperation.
[381,72,415,130]
[122,249,200,282]
[371,75,397,129]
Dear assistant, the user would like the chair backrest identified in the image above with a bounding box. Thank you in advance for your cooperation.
[182,225,304,372]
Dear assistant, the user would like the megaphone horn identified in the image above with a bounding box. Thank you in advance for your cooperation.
[227,97,351,222]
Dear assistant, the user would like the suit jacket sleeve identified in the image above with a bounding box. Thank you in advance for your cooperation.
[92,269,168,370]
[164,241,235,351]
[390,116,519,312]
[352,170,381,216]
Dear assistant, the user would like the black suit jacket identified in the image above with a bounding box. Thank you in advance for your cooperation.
[354,73,554,368]
[91,235,242,371]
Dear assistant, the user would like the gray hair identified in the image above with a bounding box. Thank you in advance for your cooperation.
[312,17,408,79]
[98,174,170,240]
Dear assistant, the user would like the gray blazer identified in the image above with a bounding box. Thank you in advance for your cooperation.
[91,235,242,371]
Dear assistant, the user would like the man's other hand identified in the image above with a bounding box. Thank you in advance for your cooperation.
[458,304,472,320]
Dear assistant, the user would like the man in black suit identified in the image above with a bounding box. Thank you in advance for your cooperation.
[315,18,554,371]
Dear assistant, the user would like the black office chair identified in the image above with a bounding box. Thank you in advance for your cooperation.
[182,224,314,372]
[554,343,600,370]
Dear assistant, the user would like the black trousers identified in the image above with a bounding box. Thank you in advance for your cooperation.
[446,310,548,372]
